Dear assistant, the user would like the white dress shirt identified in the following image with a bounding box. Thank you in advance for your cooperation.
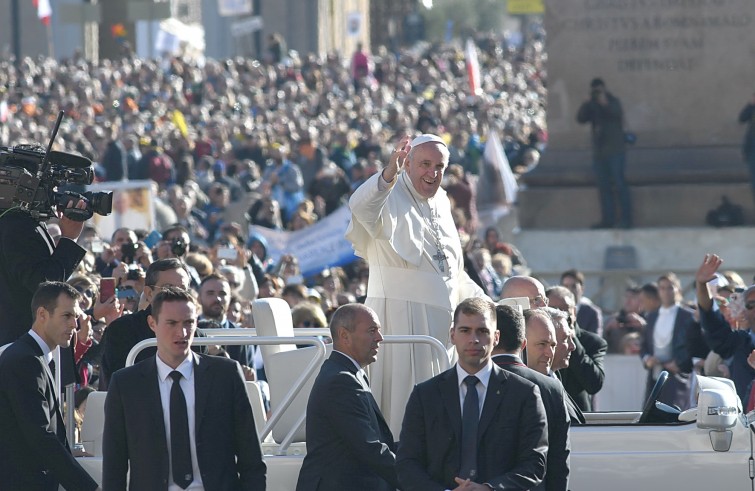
[156,353,204,491]
[455,361,493,416]
[333,349,369,385]
[653,304,678,359]
[28,329,53,364]
[28,329,57,398]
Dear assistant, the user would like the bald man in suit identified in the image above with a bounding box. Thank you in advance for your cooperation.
[296,303,399,491]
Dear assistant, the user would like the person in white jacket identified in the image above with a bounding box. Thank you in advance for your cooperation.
[346,133,489,435]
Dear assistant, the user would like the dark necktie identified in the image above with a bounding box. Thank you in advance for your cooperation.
[169,371,193,489]
[47,358,67,445]
[459,375,480,480]
[358,370,370,390]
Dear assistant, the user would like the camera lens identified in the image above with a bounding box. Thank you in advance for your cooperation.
[121,242,138,263]
[171,238,187,257]
[84,191,113,216]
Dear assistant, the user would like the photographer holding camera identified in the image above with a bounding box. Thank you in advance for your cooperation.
[0,137,110,346]
[577,77,632,230]
[155,224,202,288]
[0,198,89,346]
[0,125,112,393]
[94,227,138,277]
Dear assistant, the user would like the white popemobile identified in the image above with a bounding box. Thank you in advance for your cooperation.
[76,298,755,490]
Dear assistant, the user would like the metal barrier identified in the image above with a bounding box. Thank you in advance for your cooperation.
[126,335,326,451]
[201,328,451,371]
[186,328,450,368]
[125,330,451,454]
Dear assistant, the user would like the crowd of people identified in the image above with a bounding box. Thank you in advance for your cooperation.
[0,28,547,239]
[3,23,755,490]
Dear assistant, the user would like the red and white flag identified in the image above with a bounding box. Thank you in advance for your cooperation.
[465,38,482,97]
[32,0,52,26]
[0,101,9,123]
[480,132,518,206]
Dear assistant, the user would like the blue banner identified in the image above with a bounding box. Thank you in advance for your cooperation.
[249,205,358,278]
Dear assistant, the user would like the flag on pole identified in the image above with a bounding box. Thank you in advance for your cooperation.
[0,101,9,123]
[480,132,518,207]
[465,38,482,97]
[32,0,52,26]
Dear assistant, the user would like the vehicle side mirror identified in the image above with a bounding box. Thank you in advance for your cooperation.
[698,388,738,452]
[697,388,738,430]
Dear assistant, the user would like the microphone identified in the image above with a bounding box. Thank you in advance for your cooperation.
[48,151,92,169]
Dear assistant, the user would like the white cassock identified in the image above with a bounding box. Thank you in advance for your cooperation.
[346,171,488,435]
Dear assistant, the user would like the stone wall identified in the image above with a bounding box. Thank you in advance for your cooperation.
[544,0,755,152]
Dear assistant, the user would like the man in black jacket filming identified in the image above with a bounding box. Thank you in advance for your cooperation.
[0,146,89,347]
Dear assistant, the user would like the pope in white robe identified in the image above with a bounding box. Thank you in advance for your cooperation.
[346,134,488,434]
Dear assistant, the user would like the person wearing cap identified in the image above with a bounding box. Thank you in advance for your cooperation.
[576,77,632,229]
[346,133,489,434]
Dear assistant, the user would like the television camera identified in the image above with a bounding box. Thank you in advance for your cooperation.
[0,111,112,221]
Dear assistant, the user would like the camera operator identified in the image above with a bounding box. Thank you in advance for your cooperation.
[0,131,113,399]
[155,224,202,288]
[603,286,647,353]
[0,191,92,410]
[0,198,89,346]
[94,227,137,277]
[577,77,632,229]
[111,264,147,314]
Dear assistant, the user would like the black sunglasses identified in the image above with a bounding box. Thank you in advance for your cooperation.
[74,286,94,298]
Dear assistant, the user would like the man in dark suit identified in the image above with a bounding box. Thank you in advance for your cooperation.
[547,286,607,412]
[640,272,694,409]
[296,303,399,491]
[0,281,100,491]
[0,185,90,393]
[102,287,266,490]
[523,308,585,426]
[493,305,570,491]
[99,258,191,389]
[560,269,603,336]
[560,326,607,412]
[0,187,88,347]
[198,272,254,376]
[396,297,548,490]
